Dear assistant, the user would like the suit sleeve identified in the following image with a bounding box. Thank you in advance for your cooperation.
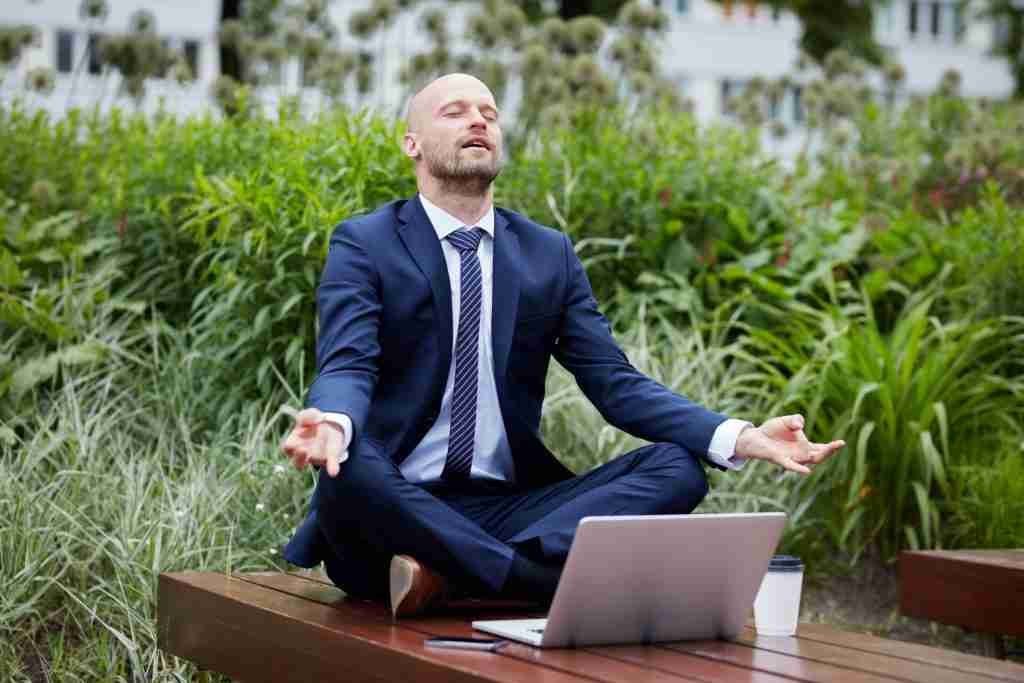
[304,222,381,447]
[552,233,729,464]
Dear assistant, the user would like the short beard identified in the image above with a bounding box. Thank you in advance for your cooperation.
[423,142,504,196]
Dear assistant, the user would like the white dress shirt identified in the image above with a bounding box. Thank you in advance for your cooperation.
[322,194,748,479]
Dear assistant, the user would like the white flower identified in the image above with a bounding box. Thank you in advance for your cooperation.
[270,548,278,555]
[255,503,265,512]
[273,464,286,475]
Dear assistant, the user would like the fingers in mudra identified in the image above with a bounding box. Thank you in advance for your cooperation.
[282,408,323,470]
[779,452,812,475]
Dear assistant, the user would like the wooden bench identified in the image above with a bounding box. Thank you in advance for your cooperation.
[158,571,1024,682]
[901,550,1024,659]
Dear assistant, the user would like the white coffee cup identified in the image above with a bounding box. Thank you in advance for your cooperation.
[753,555,803,636]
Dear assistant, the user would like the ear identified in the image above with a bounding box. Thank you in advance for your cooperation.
[402,132,420,160]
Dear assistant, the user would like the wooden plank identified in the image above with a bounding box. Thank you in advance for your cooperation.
[276,571,1024,682]
[252,572,891,683]
[242,572,711,683]
[900,550,1024,638]
[794,623,1024,682]
[157,572,592,683]
[595,645,820,683]
[727,629,1007,683]
[923,551,1024,570]
[665,638,895,683]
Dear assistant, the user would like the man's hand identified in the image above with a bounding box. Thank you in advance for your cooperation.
[735,414,845,475]
[280,408,347,478]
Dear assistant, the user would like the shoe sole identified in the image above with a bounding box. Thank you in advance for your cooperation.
[390,555,415,619]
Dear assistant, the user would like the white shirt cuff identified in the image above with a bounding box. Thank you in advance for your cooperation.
[321,412,353,451]
[706,418,752,471]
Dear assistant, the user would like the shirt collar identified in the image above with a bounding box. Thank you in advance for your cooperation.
[418,193,495,241]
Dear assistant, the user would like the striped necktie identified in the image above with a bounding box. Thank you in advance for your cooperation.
[442,227,485,481]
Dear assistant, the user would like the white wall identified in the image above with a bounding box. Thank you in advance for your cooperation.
[0,0,1015,123]
[1,0,219,116]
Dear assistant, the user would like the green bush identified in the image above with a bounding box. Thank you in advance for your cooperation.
[501,110,793,303]
[743,282,1024,562]
[947,444,1024,550]
[863,186,1024,327]
[0,196,143,422]
[180,110,414,421]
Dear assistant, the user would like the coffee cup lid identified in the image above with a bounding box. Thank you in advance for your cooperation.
[768,555,803,572]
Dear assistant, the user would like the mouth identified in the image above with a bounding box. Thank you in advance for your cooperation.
[461,138,491,151]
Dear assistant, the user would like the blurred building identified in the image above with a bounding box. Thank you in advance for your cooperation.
[660,0,1014,128]
[0,0,1015,126]
[2,0,220,116]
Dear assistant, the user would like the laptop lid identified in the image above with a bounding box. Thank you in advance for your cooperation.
[483,512,786,648]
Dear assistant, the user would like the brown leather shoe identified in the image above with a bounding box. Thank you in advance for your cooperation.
[389,555,451,618]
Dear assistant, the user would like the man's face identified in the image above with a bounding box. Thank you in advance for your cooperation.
[409,79,504,190]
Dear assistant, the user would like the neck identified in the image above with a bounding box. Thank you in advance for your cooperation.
[418,178,493,226]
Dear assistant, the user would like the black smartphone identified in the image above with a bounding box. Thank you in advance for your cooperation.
[424,636,508,651]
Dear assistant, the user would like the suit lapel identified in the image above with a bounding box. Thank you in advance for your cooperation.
[491,211,520,387]
[397,197,453,373]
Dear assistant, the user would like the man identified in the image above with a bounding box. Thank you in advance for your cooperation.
[281,73,845,618]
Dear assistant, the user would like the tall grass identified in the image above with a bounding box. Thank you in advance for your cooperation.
[1,322,313,679]
[742,281,1024,562]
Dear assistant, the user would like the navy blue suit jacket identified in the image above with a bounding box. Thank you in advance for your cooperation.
[283,195,728,567]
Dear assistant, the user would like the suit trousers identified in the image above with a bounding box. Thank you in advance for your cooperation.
[315,441,710,602]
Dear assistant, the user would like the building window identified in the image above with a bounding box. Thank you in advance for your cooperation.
[908,1,919,36]
[994,15,1011,50]
[879,1,895,33]
[791,85,804,124]
[953,4,965,41]
[721,78,750,114]
[721,79,734,113]
[676,0,689,14]
[56,30,74,73]
[930,1,942,37]
[184,40,199,77]
[87,33,103,74]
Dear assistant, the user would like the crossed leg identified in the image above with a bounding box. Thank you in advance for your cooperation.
[316,440,709,602]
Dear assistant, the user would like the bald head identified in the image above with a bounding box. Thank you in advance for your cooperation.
[406,73,495,133]
[402,72,504,198]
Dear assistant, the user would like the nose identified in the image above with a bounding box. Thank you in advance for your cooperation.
[468,107,488,129]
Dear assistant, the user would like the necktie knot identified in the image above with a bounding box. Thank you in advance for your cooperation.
[447,227,484,254]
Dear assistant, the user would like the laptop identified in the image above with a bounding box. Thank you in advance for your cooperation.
[472,512,786,648]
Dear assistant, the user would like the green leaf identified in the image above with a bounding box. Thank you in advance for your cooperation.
[26,211,79,243]
[59,341,108,366]
[0,247,23,288]
[0,425,16,445]
[839,507,866,549]
[10,354,60,397]
[737,248,772,272]
[108,299,147,315]
[280,293,305,319]
[910,481,934,548]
